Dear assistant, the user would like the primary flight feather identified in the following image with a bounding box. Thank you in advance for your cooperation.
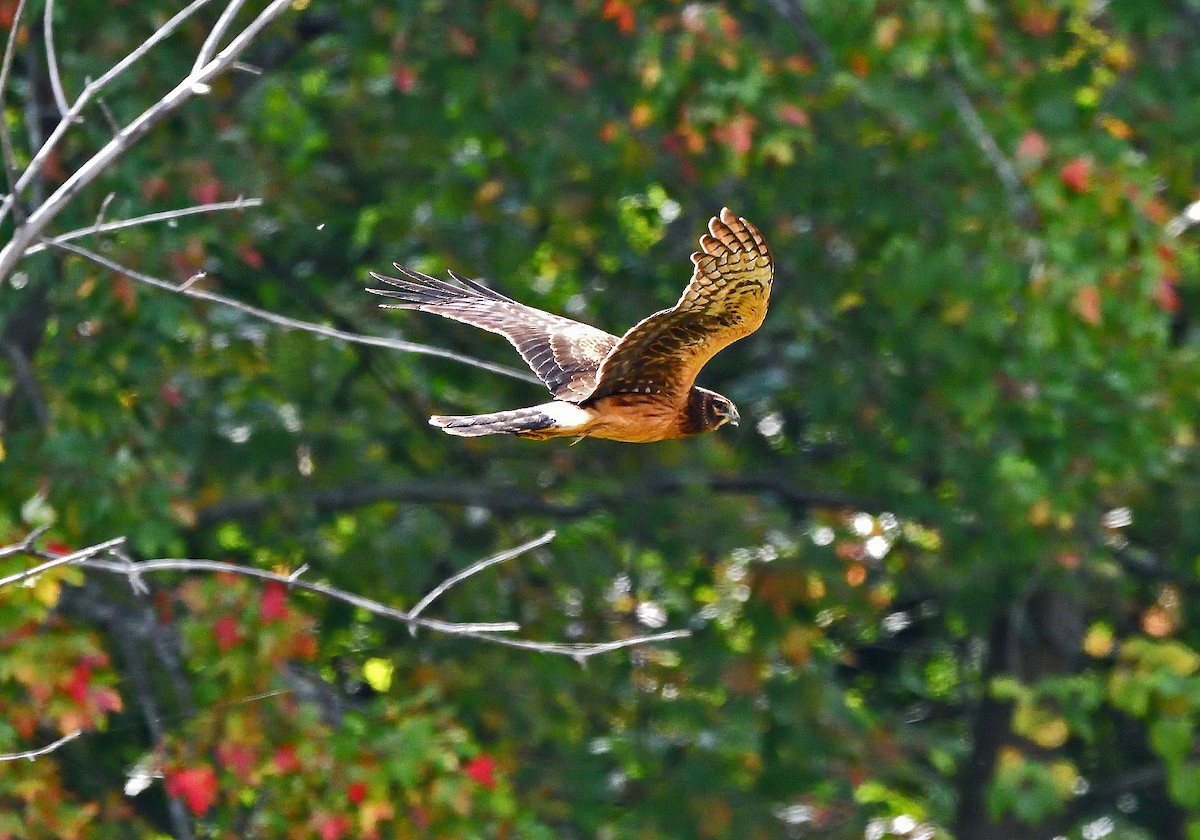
[368,207,773,443]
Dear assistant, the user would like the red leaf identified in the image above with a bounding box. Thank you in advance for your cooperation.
[347,781,367,805]
[44,540,73,556]
[189,179,221,205]
[260,582,289,622]
[1059,156,1091,194]
[273,744,302,774]
[65,663,92,705]
[165,765,218,816]
[238,245,264,269]
[216,742,257,782]
[393,65,416,94]
[314,813,352,840]
[776,104,810,128]
[601,0,635,34]
[1015,131,1048,165]
[713,113,755,156]
[213,614,242,652]
[464,754,497,789]
[1157,277,1180,313]
[141,176,169,202]
[160,384,185,408]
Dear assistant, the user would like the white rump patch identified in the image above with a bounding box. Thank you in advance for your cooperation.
[537,401,593,430]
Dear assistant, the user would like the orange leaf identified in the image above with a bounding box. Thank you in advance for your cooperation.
[1059,156,1091,194]
[1075,284,1102,325]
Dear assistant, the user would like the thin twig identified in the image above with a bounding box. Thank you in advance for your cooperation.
[49,241,541,383]
[43,0,69,118]
[0,0,218,226]
[1,339,50,427]
[191,0,248,83]
[0,536,126,589]
[93,191,116,229]
[408,530,556,619]
[0,0,287,261]
[0,0,29,225]
[81,557,522,637]
[938,73,1034,227]
[26,197,264,256]
[763,0,833,69]
[0,524,49,560]
[455,628,692,660]
[80,552,690,659]
[0,729,82,762]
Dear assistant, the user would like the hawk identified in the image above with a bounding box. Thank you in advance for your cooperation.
[368,207,773,443]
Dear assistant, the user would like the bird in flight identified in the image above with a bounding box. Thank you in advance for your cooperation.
[368,207,773,443]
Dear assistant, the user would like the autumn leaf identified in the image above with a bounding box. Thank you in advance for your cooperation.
[464,754,497,789]
[213,614,242,652]
[1075,284,1102,325]
[165,765,218,816]
[259,581,289,622]
[273,744,302,774]
[1015,131,1049,166]
[1059,156,1092,193]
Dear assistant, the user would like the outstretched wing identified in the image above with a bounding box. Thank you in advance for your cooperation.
[585,207,773,401]
[368,266,619,401]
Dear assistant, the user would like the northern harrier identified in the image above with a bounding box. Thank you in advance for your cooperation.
[368,208,773,443]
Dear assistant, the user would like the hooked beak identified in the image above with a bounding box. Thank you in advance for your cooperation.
[726,405,740,427]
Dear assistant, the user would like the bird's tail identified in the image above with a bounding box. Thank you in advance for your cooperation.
[430,406,560,438]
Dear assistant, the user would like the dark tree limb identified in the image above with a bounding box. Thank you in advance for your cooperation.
[193,473,872,529]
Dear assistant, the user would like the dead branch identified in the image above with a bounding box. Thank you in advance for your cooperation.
[194,473,870,529]
[25,196,263,256]
[0,531,691,660]
[0,0,291,279]
[0,729,81,763]
[50,240,540,383]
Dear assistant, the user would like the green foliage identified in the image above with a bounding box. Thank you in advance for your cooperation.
[3,1,1200,838]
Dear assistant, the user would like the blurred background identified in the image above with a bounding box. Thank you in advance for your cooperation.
[2,1,1200,838]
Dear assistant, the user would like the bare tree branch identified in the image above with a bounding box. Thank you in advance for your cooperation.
[0,729,81,762]
[195,474,869,528]
[0,0,291,278]
[0,532,691,660]
[1,337,50,427]
[42,0,69,119]
[76,556,523,636]
[0,536,125,589]
[25,196,263,256]
[49,241,541,383]
[0,0,218,225]
[408,530,556,620]
[937,73,1035,228]
[0,0,29,225]
[0,524,49,560]
[192,0,248,84]
[762,0,833,69]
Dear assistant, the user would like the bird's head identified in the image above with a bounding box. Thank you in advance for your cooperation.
[690,388,740,433]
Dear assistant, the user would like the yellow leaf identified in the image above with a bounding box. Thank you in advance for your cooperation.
[1031,715,1068,748]
[835,291,864,313]
[942,299,971,324]
[33,575,61,607]
[1083,623,1114,658]
[362,658,394,692]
